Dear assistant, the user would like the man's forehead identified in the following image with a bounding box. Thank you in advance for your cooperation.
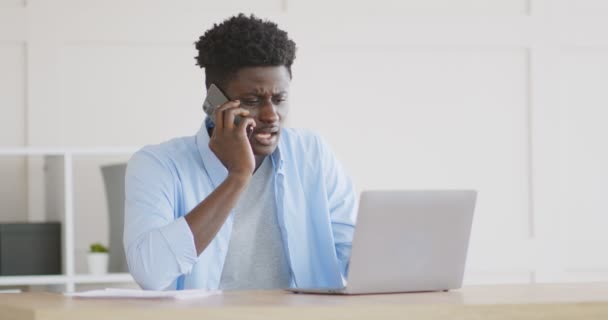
[229,83,289,95]
[228,67,291,93]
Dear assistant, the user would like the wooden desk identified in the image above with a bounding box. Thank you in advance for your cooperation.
[1,283,608,320]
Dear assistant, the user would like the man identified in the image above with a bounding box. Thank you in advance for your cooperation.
[124,14,357,291]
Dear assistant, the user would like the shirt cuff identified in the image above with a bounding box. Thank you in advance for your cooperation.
[159,216,198,274]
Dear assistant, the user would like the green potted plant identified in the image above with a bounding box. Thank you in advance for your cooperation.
[87,243,109,275]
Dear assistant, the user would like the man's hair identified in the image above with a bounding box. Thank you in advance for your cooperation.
[194,13,297,89]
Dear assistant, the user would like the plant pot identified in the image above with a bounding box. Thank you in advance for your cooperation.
[87,252,109,275]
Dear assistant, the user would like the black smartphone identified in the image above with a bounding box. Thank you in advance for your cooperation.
[202,83,243,126]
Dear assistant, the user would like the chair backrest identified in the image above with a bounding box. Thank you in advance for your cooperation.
[100,163,128,273]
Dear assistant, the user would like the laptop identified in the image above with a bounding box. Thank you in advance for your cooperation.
[289,190,477,295]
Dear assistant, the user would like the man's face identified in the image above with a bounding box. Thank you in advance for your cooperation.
[224,66,291,156]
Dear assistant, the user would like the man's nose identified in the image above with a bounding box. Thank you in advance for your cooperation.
[257,100,279,123]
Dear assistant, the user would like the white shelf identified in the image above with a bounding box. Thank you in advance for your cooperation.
[0,274,134,286]
[0,275,67,286]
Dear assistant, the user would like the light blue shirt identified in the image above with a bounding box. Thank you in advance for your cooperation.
[124,122,357,290]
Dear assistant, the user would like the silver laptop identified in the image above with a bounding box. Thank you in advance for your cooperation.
[289,190,477,295]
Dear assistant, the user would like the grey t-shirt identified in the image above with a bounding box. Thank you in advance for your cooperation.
[219,157,292,290]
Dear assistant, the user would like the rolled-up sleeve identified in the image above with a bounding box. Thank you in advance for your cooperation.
[124,149,198,290]
[317,136,358,279]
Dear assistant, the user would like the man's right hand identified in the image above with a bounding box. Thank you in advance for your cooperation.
[208,100,256,178]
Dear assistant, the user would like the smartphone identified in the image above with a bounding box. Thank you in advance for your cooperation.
[203,83,243,126]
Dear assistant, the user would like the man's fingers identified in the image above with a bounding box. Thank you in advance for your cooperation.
[224,107,250,129]
[237,117,256,138]
[213,100,240,131]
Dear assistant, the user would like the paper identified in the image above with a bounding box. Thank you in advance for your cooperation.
[66,288,221,300]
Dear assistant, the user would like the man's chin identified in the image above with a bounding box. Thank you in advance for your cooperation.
[252,144,278,156]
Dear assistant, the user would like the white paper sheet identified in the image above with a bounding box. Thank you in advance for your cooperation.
[66,288,221,300]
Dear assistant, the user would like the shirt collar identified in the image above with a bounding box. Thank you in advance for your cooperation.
[195,118,285,186]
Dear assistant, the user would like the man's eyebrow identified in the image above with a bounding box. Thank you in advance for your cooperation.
[244,89,288,95]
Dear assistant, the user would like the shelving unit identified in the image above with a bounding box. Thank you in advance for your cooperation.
[0,147,139,292]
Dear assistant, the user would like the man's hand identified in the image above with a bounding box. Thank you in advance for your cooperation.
[208,100,256,178]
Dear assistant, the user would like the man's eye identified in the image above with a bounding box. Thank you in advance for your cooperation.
[242,100,259,106]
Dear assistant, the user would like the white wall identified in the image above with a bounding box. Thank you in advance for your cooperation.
[0,40,26,222]
[1,0,607,282]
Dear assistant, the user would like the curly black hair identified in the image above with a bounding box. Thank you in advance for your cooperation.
[195,13,297,88]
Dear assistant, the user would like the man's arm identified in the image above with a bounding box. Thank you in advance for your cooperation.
[318,135,358,279]
[185,100,256,255]
[184,173,249,255]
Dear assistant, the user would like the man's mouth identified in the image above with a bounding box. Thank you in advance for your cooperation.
[252,128,279,146]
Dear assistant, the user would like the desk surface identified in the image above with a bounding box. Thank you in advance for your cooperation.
[2,283,608,320]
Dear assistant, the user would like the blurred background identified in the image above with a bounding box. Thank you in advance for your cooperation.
[0,0,607,291]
